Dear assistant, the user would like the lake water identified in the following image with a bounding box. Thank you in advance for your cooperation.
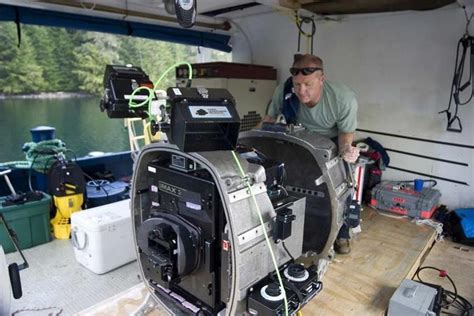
[0,97,130,163]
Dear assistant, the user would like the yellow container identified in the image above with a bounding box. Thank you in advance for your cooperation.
[51,194,83,239]
[51,217,72,240]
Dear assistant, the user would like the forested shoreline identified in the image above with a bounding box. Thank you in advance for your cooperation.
[0,92,92,99]
[0,22,227,96]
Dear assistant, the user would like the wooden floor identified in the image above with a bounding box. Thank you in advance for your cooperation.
[77,283,167,316]
[80,207,452,316]
[304,208,436,315]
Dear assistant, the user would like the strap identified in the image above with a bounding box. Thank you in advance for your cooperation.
[281,77,299,125]
[14,7,21,48]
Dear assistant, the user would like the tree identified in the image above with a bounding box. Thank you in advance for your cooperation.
[25,25,59,91]
[53,28,81,91]
[0,22,228,95]
[73,32,120,94]
[0,23,46,94]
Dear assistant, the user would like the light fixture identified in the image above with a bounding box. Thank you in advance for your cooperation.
[163,0,197,28]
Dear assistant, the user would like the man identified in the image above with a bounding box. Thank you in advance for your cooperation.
[263,54,359,254]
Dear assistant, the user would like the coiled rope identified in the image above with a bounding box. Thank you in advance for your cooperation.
[0,139,68,173]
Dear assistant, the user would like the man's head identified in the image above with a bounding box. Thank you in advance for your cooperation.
[291,54,325,107]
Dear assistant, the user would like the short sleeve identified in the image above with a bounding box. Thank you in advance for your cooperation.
[337,95,358,133]
[267,82,285,118]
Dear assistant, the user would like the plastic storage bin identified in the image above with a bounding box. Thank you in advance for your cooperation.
[70,199,136,274]
[0,192,52,253]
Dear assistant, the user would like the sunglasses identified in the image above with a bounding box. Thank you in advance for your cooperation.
[290,67,323,76]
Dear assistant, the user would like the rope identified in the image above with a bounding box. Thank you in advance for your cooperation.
[415,219,444,242]
[12,306,62,315]
[0,139,67,171]
[22,139,68,173]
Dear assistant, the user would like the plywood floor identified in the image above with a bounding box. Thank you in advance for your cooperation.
[82,207,445,315]
[77,283,167,316]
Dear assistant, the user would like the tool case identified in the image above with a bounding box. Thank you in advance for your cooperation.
[370,182,441,218]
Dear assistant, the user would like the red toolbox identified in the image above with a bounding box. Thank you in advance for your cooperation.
[370,182,441,219]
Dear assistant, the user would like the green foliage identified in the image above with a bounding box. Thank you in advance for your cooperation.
[73,32,120,94]
[25,26,60,91]
[0,24,45,93]
[0,22,231,95]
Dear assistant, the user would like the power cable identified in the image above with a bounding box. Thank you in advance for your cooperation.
[281,240,294,261]
[413,265,472,315]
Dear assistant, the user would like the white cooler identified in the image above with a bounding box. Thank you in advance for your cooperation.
[71,199,136,274]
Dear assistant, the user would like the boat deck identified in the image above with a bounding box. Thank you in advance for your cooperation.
[6,207,473,315]
[6,239,140,315]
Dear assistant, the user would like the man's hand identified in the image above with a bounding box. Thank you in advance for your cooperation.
[341,145,360,164]
[338,132,359,163]
[256,115,276,128]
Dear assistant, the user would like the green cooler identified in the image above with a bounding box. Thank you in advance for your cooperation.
[0,192,52,253]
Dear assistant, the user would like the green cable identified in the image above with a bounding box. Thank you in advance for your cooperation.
[154,61,192,91]
[231,151,289,316]
[128,86,153,108]
[128,62,193,120]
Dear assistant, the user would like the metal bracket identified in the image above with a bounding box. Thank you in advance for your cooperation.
[237,221,273,246]
[314,175,325,186]
[228,184,267,203]
[325,156,340,170]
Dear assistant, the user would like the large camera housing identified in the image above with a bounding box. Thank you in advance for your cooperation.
[131,132,350,315]
[100,65,352,315]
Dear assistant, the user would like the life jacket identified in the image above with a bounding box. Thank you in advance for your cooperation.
[281,77,300,125]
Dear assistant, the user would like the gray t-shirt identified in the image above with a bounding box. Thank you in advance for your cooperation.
[267,79,358,138]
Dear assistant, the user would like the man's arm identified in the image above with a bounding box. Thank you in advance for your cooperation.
[339,132,359,163]
[338,132,354,150]
[258,83,285,127]
[337,92,359,163]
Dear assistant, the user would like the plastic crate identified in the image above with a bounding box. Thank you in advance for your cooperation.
[0,192,52,253]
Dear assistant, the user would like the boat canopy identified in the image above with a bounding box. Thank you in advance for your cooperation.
[0,3,232,52]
